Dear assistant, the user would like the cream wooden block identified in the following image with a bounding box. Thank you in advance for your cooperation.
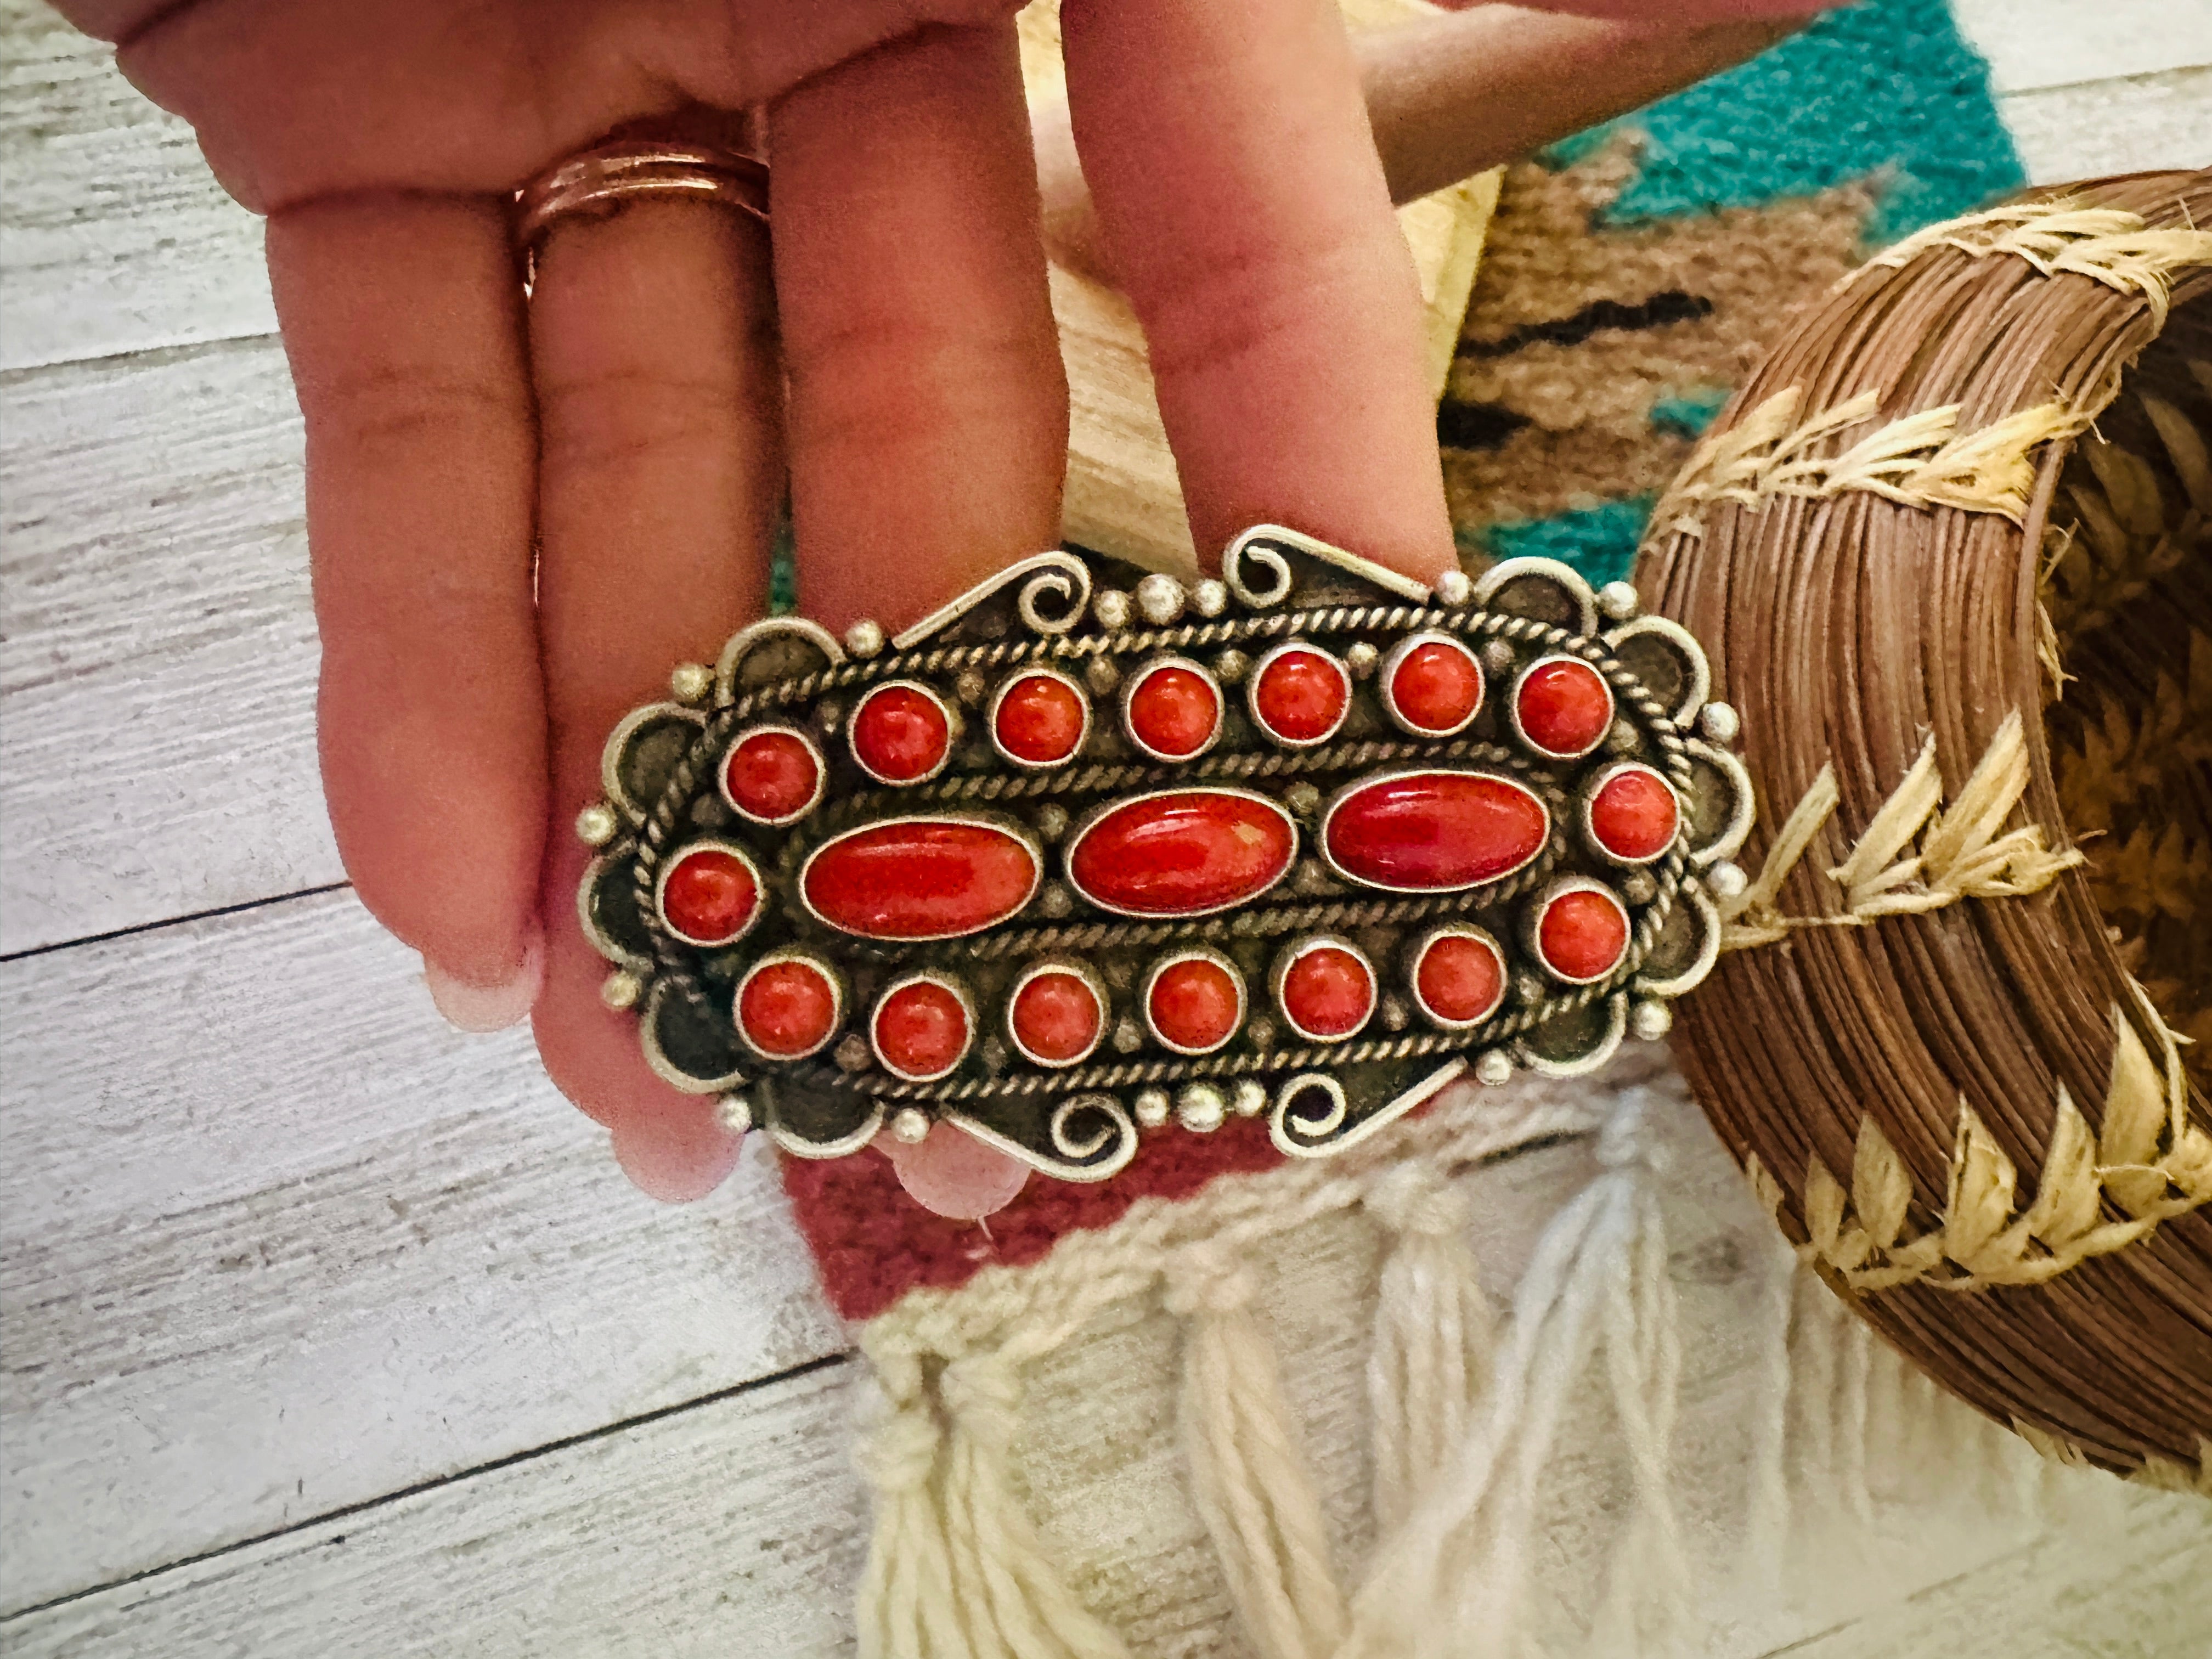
[1019,0,1500,574]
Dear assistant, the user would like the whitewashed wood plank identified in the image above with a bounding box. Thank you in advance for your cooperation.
[0,0,274,372]
[2000,67,2212,186]
[2,1360,872,1658]
[8,1077,2196,1657]
[0,336,335,956]
[1772,1485,2212,1659]
[0,889,846,1617]
[1954,0,2212,95]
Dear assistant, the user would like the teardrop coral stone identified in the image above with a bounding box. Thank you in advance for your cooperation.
[1066,790,1296,917]
[1323,771,1548,892]
[803,819,1040,940]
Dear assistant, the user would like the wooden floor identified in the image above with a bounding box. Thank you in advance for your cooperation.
[2,3,2208,1654]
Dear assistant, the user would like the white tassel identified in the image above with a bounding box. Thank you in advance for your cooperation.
[1341,1088,1685,1659]
[1741,1235,1798,1594]
[1168,1246,1351,1659]
[938,1351,1133,1659]
[1364,1163,1493,1536]
[855,1350,1129,1659]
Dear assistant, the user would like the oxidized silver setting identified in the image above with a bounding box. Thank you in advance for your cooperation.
[574,526,1748,1183]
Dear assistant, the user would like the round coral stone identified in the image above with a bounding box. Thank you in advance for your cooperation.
[1537,886,1629,983]
[852,683,951,783]
[1008,969,1103,1064]
[721,727,821,823]
[738,958,839,1058]
[873,979,972,1080]
[1589,765,1680,862]
[1251,647,1348,744]
[994,672,1088,766]
[1147,956,1242,1053]
[658,845,759,945]
[1125,662,1221,759]
[1515,658,1613,758]
[1389,637,1483,735]
[1279,943,1374,1040]
[1414,931,1505,1026]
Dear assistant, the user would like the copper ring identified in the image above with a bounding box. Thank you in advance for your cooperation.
[512,140,769,250]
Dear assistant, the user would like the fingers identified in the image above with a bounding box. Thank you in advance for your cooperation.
[1059,0,1454,582]
[266,195,545,1008]
[523,173,785,1201]
[768,21,1067,633]
[1363,12,1803,205]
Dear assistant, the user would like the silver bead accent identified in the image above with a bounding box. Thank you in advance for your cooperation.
[1706,860,1748,901]
[1284,782,1322,820]
[1245,1015,1278,1050]
[1475,1049,1515,1086]
[816,700,845,736]
[1605,719,1641,754]
[668,661,714,704]
[979,1037,1011,1074]
[1596,580,1641,622]
[1176,1083,1227,1133]
[1192,578,1229,619]
[1433,568,1475,607]
[1113,1018,1147,1054]
[954,668,989,707]
[1085,657,1122,696]
[1135,572,1187,627]
[1621,870,1659,906]
[575,803,619,848]
[1293,859,1336,896]
[844,619,886,659]
[1380,995,1411,1033]
[1513,972,1547,1007]
[1213,648,1251,685]
[890,1107,932,1144]
[1481,639,1518,675]
[1135,1088,1172,1129]
[834,1034,873,1073]
[1034,804,1070,841]
[1699,701,1741,745]
[1039,882,1074,918]
[1093,589,1133,630]
[1629,1000,1674,1041]
[716,1092,754,1135]
[1229,1079,1268,1118]
[1345,641,1380,679]
[600,970,643,1012]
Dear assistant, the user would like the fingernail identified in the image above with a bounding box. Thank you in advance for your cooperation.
[878,1122,1031,1220]
[423,926,545,1034]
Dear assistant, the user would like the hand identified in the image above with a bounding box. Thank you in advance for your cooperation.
[64,0,1822,1207]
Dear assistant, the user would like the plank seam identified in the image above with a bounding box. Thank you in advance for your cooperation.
[0,1349,856,1626]
[0,882,354,963]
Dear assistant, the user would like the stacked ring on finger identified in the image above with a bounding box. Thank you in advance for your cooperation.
[513,141,770,273]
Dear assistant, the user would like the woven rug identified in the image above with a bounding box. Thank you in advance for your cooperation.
[781,7,2039,1655]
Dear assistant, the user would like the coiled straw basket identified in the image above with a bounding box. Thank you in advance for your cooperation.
[1640,170,2212,1485]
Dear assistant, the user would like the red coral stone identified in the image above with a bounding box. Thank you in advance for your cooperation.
[1251,647,1348,744]
[873,979,971,1080]
[1537,885,1629,983]
[1066,789,1296,917]
[1147,956,1243,1053]
[1589,765,1680,862]
[1125,662,1222,759]
[738,958,839,1058]
[659,845,759,945]
[1413,931,1505,1025]
[994,672,1088,766]
[803,819,1040,940]
[1389,636,1484,735]
[1279,943,1374,1040]
[721,727,822,823]
[1008,969,1103,1064]
[1323,771,1548,892]
[1515,657,1613,758]
[851,682,951,783]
